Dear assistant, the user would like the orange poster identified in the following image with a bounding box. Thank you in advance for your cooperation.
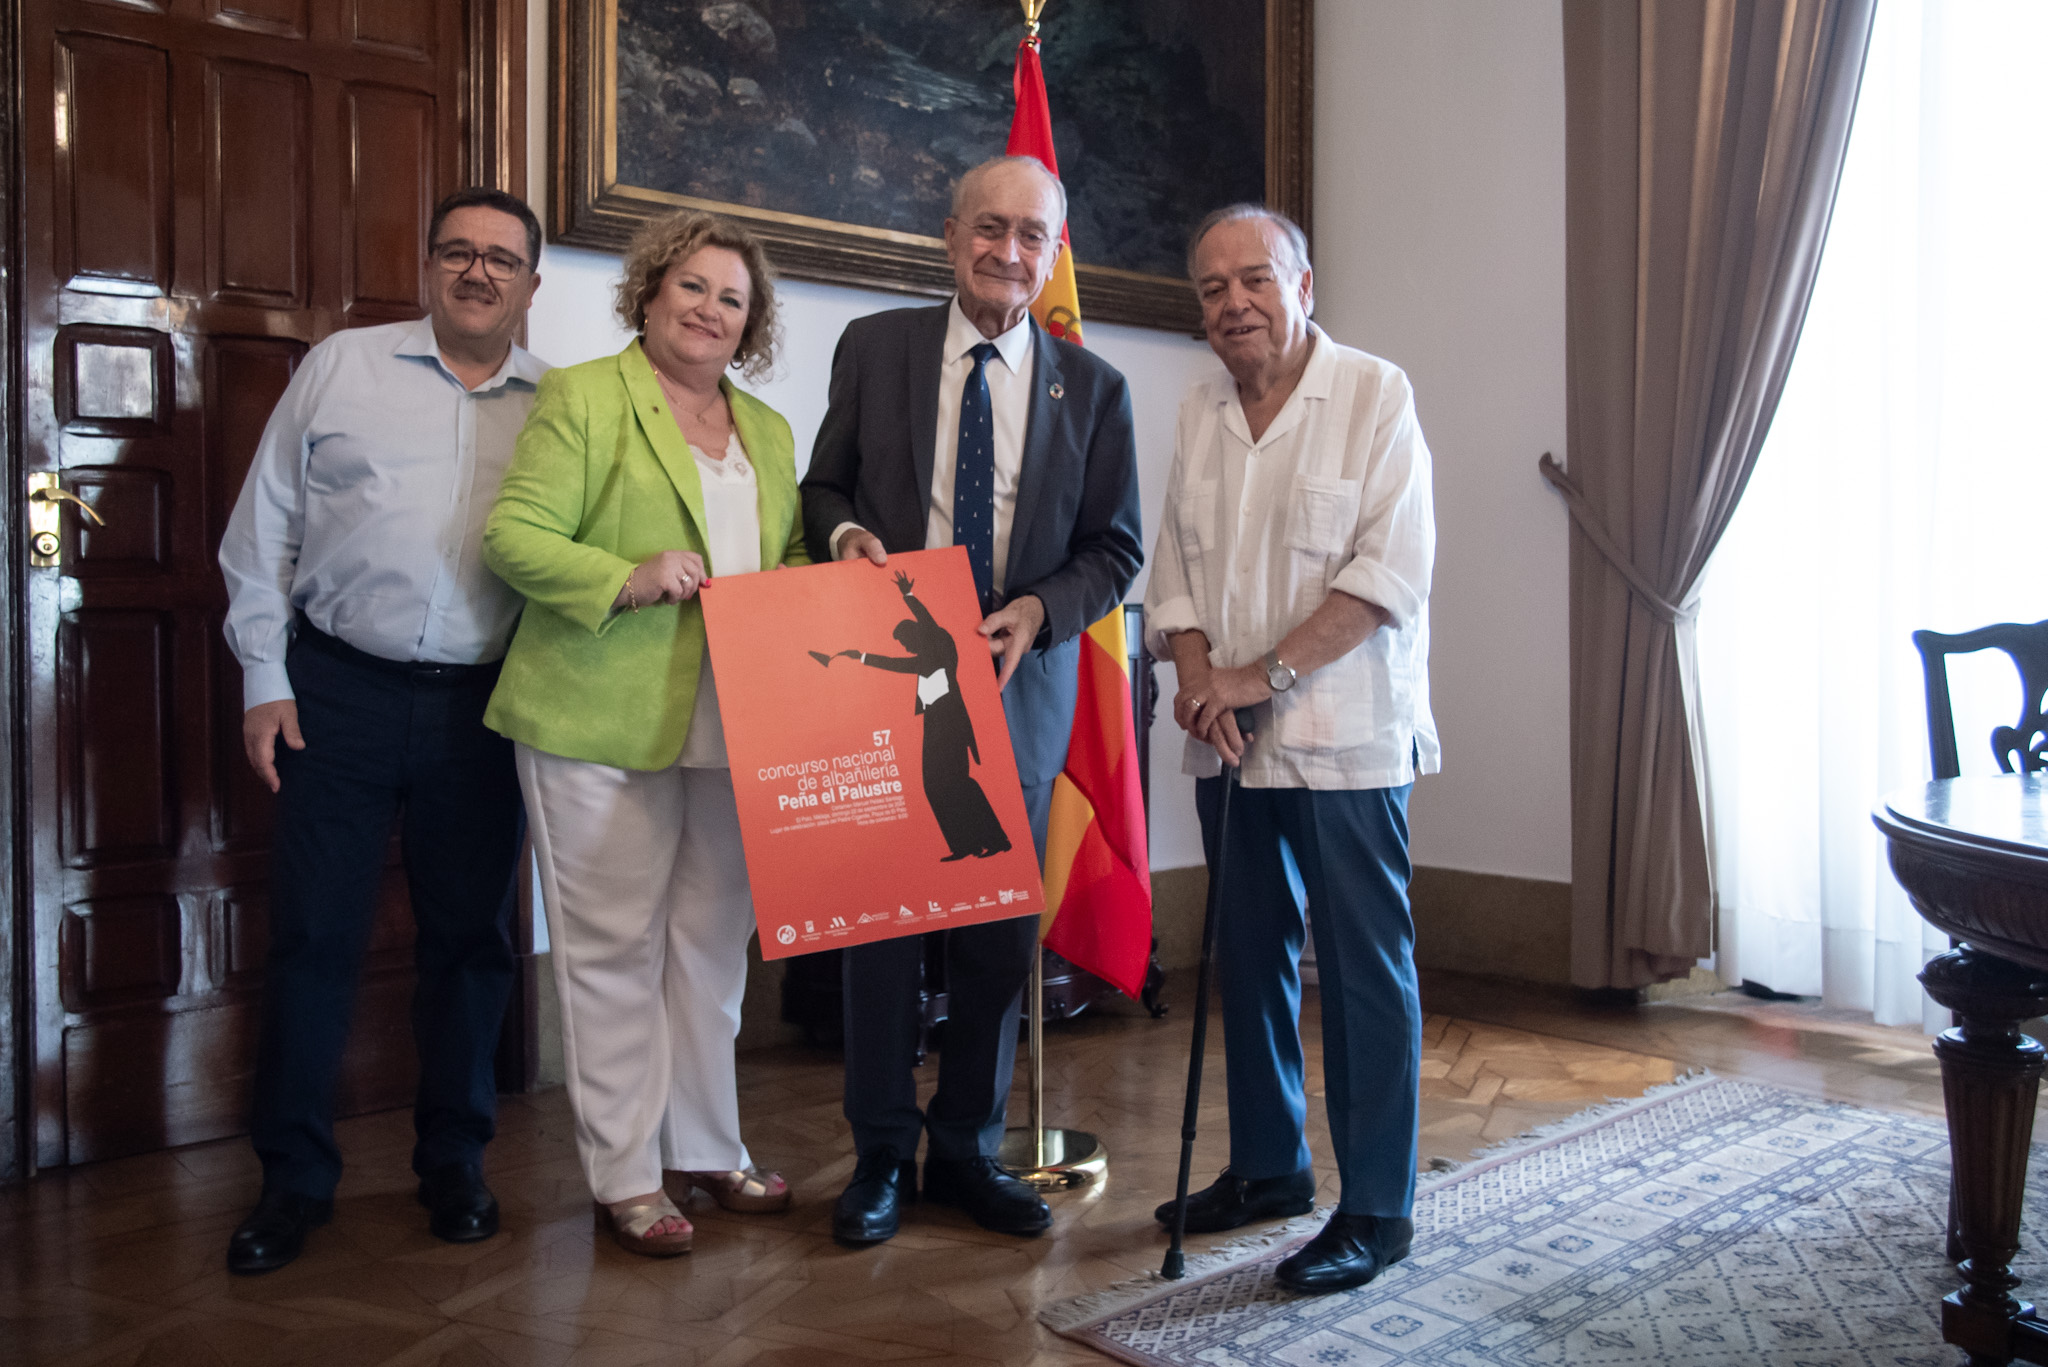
[698,547,1044,958]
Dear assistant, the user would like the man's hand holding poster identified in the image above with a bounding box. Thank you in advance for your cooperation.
[699,548,1043,957]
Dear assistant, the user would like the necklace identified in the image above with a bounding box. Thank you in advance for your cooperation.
[653,365,724,424]
[653,366,734,461]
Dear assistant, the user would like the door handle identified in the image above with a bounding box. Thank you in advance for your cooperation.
[28,472,106,568]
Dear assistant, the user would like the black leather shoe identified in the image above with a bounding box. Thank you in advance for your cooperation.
[1274,1212,1414,1294]
[227,1189,333,1275]
[923,1155,1052,1237]
[833,1147,917,1246]
[1154,1167,1316,1234]
[417,1162,500,1243]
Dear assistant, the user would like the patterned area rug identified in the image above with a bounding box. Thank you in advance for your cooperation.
[1043,1075,2044,1366]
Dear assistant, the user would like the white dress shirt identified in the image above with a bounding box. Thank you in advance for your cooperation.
[677,433,762,770]
[833,297,1034,593]
[1145,327,1441,790]
[219,316,550,708]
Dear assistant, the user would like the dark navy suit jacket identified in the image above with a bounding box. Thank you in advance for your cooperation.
[801,304,1144,790]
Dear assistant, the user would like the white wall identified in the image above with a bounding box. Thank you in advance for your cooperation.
[1313,2,1573,882]
[521,1,1572,882]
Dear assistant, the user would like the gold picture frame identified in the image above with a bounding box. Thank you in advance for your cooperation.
[549,0,1312,335]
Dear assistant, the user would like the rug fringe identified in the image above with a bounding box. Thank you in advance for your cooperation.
[1037,1207,1333,1332]
[1039,1070,1722,1335]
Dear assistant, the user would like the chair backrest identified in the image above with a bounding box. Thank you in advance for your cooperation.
[1911,620,2048,779]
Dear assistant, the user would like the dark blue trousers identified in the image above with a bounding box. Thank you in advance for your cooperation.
[842,778,1052,1161]
[250,630,523,1200]
[1196,777,1420,1218]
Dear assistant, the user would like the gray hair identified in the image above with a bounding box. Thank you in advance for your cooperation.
[1186,204,1311,280]
[950,155,1068,232]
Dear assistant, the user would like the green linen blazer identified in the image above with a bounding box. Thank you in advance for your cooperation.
[483,339,808,770]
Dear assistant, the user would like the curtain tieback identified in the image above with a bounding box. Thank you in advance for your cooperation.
[1537,453,1697,625]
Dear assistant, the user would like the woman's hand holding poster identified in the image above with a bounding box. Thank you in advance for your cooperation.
[698,548,1044,957]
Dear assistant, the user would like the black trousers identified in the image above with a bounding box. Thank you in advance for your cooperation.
[841,778,1052,1161]
[249,628,523,1200]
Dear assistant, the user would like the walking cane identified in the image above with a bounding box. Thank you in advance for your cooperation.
[1162,707,1256,1280]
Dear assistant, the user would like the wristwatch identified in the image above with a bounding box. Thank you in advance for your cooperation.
[1263,648,1297,693]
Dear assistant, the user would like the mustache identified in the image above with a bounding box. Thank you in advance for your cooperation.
[452,281,500,303]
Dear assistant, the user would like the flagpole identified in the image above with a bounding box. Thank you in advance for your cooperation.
[1000,952,1108,1189]
[997,0,1107,1189]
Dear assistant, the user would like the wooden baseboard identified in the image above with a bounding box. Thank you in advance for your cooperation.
[1410,866,1572,985]
[1147,863,1573,987]
[527,864,1575,1088]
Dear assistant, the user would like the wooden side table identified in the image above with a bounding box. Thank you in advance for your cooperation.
[1877,774,2048,1365]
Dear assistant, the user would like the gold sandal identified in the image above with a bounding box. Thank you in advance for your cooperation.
[594,1195,693,1256]
[675,1166,791,1213]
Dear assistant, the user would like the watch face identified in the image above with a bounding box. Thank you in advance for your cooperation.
[1268,659,1293,691]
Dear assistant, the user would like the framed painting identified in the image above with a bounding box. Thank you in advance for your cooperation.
[550,0,1312,334]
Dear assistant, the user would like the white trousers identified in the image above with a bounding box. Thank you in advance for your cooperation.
[516,745,757,1204]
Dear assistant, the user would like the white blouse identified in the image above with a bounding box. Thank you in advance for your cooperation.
[677,432,762,769]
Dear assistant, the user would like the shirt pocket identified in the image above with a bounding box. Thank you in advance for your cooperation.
[1284,475,1362,558]
[1176,479,1220,559]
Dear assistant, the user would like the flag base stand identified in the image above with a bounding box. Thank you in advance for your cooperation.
[999,950,1107,1191]
[999,1125,1106,1190]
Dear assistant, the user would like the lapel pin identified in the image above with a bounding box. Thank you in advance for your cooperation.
[1048,383,1064,400]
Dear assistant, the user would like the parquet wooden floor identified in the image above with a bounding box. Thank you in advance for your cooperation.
[0,973,1967,1366]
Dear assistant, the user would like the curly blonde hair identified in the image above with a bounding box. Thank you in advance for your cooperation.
[613,210,780,381]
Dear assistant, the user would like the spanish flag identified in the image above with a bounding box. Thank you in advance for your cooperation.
[1005,30,1082,346]
[1007,26,1153,998]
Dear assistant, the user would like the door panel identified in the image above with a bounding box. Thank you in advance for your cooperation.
[59,894,181,1011]
[205,61,311,307]
[53,34,174,296]
[21,0,502,1170]
[58,609,176,866]
[208,0,310,40]
[350,0,434,60]
[63,467,171,574]
[344,84,433,323]
[54,323,174,435]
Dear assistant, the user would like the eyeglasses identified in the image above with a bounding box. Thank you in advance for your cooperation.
[431,243,529,281]
[969,221,1052,253]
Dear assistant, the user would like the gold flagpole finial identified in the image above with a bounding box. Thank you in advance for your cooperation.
[1021,0,1047,42]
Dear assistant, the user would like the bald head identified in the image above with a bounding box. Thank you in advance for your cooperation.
[943,156,1069,339]
[951,155,1067,233]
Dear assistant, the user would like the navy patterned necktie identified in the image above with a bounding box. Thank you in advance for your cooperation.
[953,341,1000,612]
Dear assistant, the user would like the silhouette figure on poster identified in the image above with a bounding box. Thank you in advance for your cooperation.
[816,572,1013,861]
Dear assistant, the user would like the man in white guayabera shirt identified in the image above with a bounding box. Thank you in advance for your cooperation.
[1145,204,1439,1295]
[216,188,547,1275]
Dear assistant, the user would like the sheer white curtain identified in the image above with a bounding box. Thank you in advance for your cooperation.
[1696,0,2048,1029]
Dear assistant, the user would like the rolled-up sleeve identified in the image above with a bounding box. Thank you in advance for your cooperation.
[1329,374,1434,629]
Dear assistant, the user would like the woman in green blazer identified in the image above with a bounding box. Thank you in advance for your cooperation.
[483,211,806,1257]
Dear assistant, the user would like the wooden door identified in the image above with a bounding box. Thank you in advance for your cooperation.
[16,0,520,1170]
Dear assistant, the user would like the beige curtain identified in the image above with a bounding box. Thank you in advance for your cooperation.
[1551,0,1876,989]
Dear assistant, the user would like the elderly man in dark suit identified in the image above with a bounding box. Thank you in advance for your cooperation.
[801,155,1143,1246]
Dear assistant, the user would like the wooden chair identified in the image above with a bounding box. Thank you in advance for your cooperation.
[1912,620,2048,779]
[1913,619,2048,1266]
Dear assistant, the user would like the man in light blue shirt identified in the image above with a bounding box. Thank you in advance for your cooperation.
[217,187,547,1275]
